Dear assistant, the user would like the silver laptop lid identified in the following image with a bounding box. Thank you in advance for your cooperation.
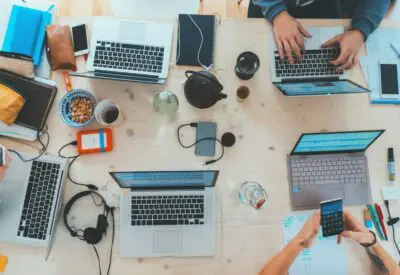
[290,130,385,155]
[110,171,219,189]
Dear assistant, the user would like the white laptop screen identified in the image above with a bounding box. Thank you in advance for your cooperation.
[110,171,219,189]
[292,130,384,155]
[275,80,369,96]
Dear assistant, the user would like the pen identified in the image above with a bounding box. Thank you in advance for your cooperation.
[388,148,395,181]
[367,204,385,240]
[375,203,388,241]
[363,208,373,229]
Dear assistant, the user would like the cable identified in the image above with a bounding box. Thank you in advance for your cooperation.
[177,123,225,165]
[384,200,400,260]
[92,245,102,275]
[58,141,98,190]
[8,123,50,162]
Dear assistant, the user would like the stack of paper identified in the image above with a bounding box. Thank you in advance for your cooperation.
[282,214,347,275]
[360,28,400,105]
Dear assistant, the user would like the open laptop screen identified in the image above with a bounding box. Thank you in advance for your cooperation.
[292,130,384,155]
[275,80,369,96]
[110,171,219,189]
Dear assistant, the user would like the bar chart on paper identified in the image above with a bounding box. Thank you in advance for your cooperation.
[282,214,348,275]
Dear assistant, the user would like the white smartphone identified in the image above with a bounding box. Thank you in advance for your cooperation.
[379,62,400,98]
[72,24,89,56]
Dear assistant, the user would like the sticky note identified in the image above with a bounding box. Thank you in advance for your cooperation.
[382,186,400,201]
[0,255,8,272]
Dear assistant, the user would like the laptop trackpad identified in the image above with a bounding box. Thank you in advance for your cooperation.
[153,231,182,254]
[119,21,146,41]
[294,186,344,208]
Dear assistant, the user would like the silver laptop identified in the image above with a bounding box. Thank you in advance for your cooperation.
[0,153,68,258]
[288,130,384,210]
[71,17,173,84]
[110,170,219,258]
[270,27,371,96]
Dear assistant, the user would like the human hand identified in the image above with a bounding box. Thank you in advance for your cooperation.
[322,30,364,72]
[337,209,375,245]
[273,11,312,64]
[0,151,11,184]
[294,211,320,248]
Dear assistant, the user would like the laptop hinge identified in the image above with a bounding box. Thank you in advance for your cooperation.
[282,76,340,83]
[130,186,206,192]
[94,70,163,82]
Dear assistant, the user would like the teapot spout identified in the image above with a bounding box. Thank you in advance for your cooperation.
[218,93,228,100]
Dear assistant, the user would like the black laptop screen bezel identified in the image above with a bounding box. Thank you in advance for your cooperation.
[273,79,371,96]
[109,170,219,190]
[290,130,385,155]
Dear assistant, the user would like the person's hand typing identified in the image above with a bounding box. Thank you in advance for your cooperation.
[294,212,320,248]
[0,151,11,184]
[322,30,364,72]
[273,11,312,64]
[337,210,375,245]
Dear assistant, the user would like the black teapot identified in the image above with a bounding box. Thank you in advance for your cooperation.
[184,70,227,109]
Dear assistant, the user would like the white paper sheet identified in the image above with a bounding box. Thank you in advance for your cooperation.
[282,214,347,275]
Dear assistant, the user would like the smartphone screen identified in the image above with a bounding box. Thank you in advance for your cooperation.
[321,198,343,237]
[195,122,217,157]
[72,24,88,52]
[0,146,4,167]
[380,64,399,95]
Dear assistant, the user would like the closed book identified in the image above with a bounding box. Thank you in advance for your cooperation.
[176,14,216,67]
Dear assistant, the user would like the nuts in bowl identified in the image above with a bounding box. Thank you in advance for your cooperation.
[59,89,96,128]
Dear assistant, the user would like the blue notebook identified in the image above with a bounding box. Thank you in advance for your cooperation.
[2,5,52,66]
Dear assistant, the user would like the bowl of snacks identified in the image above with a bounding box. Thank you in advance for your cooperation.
[59,89,96,128]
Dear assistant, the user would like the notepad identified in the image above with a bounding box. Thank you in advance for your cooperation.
[176,14,216,67]
[282,214,347,275]
[2,5,52,66]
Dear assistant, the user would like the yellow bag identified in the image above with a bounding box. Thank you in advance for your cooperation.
[0,82,25,125]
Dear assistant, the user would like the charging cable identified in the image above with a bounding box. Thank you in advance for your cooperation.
[384,200,400,259]
[58,141,98,190]
[177,123,224,165]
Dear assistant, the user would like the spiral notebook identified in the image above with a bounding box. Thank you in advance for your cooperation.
[176,14,216,67]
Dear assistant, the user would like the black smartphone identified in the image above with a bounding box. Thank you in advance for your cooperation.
[72,24,89,56]
[0,145,6,167]
[195,122,217,157]
[320,198,343,237]
[380,63,399,98]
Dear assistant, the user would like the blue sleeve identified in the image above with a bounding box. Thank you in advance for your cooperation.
[351,0,392,39]
[251,0,288,22]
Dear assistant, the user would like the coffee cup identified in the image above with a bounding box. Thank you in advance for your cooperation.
[95,100,123,126]
[236,86,250,101]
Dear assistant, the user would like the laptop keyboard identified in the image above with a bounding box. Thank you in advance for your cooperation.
[94,40,165,73]
[130,172,204,181]
[291,156,368,186]
[17,161,61,240]
[274,48,344,78]
[131,195,205,226]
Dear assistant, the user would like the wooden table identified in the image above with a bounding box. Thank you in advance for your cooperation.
[1,17,400,275]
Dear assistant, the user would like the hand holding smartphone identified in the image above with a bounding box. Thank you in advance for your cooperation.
[321,198,344,237]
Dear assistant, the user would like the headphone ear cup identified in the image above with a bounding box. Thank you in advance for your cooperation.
[83,227,103,245]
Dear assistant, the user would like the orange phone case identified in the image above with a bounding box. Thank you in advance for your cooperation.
[77,128,113,154]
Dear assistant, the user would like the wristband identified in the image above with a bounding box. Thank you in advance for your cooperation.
[360,230,377,248]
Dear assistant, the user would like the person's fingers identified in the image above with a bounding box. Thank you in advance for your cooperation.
[295,33,306,53]
[298,23,312,38]
[337,233,343,244]
[337,54,354,72]
[330,50,349,66]
[350,55,359,69]
[322,34,341,48]
[277,39,285,60]
[282,39,294,64]
[289,39,302,62]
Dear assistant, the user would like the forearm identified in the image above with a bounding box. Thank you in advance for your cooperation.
[367,244,400,275]
[351,0,391,39]
[251,0,288,22]
[259,238,303,275]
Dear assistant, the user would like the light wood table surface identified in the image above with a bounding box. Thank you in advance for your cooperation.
[1,16,400,275]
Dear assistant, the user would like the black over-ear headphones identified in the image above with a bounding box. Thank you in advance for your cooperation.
[63,191,115,275]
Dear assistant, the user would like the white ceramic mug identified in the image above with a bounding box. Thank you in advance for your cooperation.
[95,100,123,127]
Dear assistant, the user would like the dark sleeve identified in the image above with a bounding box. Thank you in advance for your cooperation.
[351,0,392,39]
[251,0,288,22]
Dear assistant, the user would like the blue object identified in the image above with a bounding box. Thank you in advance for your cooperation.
[59,90,96,128]
[110,171,218,189]
[293,131,383,154]
[99,128,105,152]
[365,220,373,229]
[2,5,52,66]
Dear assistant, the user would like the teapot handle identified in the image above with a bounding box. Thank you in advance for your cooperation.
[184,70,224,91]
